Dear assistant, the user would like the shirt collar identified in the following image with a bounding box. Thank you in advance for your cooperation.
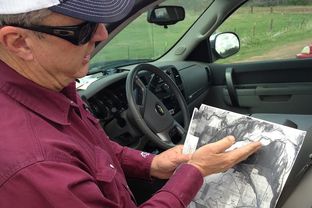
[0,60,78,125]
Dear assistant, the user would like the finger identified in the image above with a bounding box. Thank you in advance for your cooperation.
[179,154,192,162]
[227,141,262,164]
[175,145,184,152]
[176,145,192,161]
[205,135,236,153]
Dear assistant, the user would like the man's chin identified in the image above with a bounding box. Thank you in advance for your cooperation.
[79,65,90,77]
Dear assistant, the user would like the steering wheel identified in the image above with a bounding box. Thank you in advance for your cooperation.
[126,64,190,149]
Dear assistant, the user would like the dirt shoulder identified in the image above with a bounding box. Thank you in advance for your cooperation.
[245,38,312,61]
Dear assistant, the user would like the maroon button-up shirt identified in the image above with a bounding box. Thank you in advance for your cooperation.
[0,60,203,208]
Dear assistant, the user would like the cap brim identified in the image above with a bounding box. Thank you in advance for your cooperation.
[49,0,135,23]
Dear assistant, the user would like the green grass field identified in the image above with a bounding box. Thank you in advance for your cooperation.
[92,13,196,63]
[217,6,312,62]
[92,6,312,64]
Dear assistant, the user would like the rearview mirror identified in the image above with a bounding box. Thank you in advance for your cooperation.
[147,6,185,27]
[212,32,240,59]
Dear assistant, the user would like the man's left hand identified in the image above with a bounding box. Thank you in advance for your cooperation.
[150,145,191,179]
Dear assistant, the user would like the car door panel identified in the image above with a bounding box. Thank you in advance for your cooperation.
[204,59,312,115]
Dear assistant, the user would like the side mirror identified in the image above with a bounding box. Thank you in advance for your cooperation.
[147,6,185,27]
[211,32,240,59]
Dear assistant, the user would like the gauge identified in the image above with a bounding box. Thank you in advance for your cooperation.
[90,99,112,121]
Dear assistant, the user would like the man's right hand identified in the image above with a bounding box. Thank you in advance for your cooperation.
[188,135,262,177]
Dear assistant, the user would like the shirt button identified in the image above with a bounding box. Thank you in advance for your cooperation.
[109,164,115,169]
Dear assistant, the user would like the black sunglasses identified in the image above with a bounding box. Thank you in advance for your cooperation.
[7,21,99,46]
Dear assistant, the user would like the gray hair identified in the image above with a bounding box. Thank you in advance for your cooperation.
[0,9,52,26]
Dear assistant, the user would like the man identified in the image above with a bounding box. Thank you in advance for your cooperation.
[0,0,261,207]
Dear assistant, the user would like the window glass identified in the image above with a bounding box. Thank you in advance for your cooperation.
[91,0,213,65]
[216,1,312,63]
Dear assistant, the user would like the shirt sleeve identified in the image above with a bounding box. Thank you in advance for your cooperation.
[109,141,204,207]
[109,141,155,180]
[0,161,203,208]
[140,164,203,208]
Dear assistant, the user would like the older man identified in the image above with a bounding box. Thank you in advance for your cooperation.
[0,0,261,207]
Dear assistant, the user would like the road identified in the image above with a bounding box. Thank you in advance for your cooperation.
[246,39,312,61]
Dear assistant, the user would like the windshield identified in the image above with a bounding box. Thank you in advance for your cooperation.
[90,0,213,73]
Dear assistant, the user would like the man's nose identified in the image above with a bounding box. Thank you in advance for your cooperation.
[92,23,108,43]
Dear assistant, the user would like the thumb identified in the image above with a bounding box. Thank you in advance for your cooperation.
[177,152,192,163]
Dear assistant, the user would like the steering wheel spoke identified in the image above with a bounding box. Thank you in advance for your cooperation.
[156,120,187,146]
[132,76,147,114]
[173,120,187,139]
[133,76,147,104]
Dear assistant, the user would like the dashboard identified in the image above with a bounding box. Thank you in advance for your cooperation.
[87,80,128,124]
[78,61,211,147]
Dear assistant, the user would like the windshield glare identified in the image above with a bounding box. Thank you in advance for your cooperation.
[90,0,213,69]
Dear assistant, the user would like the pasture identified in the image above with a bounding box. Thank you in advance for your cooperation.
[91,6,312,64]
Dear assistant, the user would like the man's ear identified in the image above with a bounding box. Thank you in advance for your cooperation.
[0,26,34,61]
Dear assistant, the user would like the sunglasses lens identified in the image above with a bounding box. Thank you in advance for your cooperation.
[78,23,98,45]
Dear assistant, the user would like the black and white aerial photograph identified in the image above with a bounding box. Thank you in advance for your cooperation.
[187,104,306,208]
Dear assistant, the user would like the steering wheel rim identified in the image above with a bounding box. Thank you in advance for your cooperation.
[126,63,190,149]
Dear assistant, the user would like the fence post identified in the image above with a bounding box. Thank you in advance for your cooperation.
[270,19,274,32]
[127,46,130,59]
[300,19,305,30]
[253,24,256,37]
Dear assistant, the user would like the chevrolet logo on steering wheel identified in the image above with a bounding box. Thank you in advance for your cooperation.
[155,104,165,116]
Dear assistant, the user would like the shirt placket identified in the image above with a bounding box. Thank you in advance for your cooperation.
[72,102,138,206]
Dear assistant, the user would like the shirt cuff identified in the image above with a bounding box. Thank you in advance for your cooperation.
[121,147,155,180]
[157,163,203,207]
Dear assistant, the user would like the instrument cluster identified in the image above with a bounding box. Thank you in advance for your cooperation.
[88,80,128,124]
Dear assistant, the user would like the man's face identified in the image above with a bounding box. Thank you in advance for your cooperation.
[28,12,108,88]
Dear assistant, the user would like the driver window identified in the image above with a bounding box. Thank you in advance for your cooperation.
[215,0,312,63]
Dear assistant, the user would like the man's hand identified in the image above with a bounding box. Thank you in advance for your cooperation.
[150,145,191,179]
[188,135,262,176]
